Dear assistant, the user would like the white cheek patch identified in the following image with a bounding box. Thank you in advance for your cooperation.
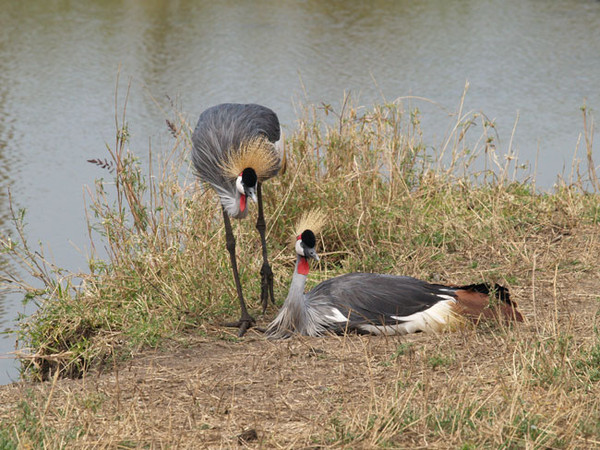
[235,176,244,195]
[295,239,305,256]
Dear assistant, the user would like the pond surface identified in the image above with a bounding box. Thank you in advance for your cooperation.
[1,0,599,384]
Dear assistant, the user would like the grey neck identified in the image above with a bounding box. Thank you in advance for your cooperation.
[285,255,309,307]
[266,255,309,338]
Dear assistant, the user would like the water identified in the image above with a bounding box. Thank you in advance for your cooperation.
[1,0,599,384]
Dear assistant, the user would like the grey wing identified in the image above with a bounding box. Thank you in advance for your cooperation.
[235,103,280,143]
[191,103,280,188]
[307,273,457,331]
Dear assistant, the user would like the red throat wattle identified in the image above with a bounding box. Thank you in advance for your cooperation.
[298,257,310,275]
[239,194,246,212]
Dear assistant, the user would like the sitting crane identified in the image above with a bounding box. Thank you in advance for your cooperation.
[192,103,283,336]
[266,211,524,338]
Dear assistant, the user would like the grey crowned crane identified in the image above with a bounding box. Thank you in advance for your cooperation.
[266,211,524,339]
[192,103,283,336]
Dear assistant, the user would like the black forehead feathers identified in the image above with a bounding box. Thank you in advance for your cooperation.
[301,229,316,248]
[241,167,258,187]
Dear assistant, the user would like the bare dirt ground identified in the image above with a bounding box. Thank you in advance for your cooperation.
[1,330,433,448]
[1,275,600,449]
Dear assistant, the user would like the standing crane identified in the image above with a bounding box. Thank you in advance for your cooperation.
[192,103,283,336]
[266,212,524,338]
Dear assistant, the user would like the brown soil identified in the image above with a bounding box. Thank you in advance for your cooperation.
[2,330,426,447]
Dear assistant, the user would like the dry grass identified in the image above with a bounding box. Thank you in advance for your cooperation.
[1,300,599,448]
[1,89,600,447]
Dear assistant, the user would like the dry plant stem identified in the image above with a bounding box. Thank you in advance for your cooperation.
[503,111,520,184]
[583,106,599,191]
[531,253,539,335]
[6,189,52,288]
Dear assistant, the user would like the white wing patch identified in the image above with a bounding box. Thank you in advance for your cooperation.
[325,307,348,323]
[362,298,460,335]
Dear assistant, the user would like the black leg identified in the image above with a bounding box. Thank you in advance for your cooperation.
[221,206,255,336]
[256,183,275,313]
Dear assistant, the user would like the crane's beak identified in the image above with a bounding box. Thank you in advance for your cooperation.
[304,247,320,261]
[245,187,258,203]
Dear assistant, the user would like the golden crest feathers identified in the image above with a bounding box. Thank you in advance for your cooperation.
[220,136,279,181]
[294,209,327,239]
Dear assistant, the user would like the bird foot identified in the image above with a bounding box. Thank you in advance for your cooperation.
[222,315,256,337]
[260,262,275,313]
